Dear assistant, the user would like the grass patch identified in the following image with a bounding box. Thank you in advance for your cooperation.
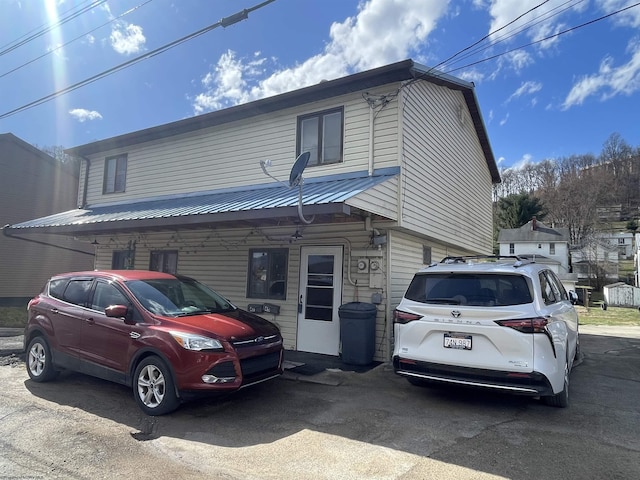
[575,305,640,326]
[0,307,27,328]
[2,305,638,328]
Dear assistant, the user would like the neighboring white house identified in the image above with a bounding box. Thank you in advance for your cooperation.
[497,218,577,293]
[598,231,634,259]
[497,218,570,271]
[571,237,619,284]
[3,60,500,362]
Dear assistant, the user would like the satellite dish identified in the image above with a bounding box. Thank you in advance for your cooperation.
[289,152,310,188]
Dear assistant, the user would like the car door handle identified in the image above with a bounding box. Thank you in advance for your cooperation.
[85,318,95,325]
[51,308,59,314]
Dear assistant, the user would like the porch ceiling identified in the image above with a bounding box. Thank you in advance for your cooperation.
[3,168,399,236]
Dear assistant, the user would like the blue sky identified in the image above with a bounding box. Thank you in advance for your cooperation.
[1,0,639,169]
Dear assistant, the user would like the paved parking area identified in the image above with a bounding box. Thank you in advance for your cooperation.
[1,327,639,479]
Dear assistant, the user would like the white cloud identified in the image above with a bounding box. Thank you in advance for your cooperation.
[110,22,146,55]
[597,0,640,27]
[69,109,103,122]
[485,0,584,73]
[456,67,486,83]
[562,39,640,109]
[510,153,534,170]
[192,0,449,113]
[507,80,542,102]
[499,113,509,126]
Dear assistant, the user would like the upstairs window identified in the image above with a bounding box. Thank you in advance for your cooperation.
[509,243,515,255]
[103,154,127,194]
[297,107,344,166]
[549,243,555,254]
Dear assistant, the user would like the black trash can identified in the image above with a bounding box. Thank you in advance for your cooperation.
[339,302,377,365]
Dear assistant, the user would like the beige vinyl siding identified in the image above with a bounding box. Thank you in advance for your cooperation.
[0,136,93,300]
[92,222,389,361]
[399,81,494,254]
[83,87,401,207]
[346,177,398,221]
[388,230,475,309]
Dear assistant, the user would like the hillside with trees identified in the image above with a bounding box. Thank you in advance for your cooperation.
[494,133,639,244]
[493,133,639,290]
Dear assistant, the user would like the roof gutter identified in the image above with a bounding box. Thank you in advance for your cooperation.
[2,225,95,256]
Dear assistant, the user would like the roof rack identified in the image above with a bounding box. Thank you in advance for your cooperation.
[439,255,535,267]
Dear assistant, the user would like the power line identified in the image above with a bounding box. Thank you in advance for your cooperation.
[0,0,108,57]
[0,0,155,80]
[0,0,276,120]
[430,0,553,72]
[445,0,587,71]
[444,1,640,75]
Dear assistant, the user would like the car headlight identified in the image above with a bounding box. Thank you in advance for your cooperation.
[169,331,224,351]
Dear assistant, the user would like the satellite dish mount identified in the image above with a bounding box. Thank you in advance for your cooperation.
[260,152,315,225]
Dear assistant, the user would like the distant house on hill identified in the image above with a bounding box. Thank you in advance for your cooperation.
[0,133,93,305]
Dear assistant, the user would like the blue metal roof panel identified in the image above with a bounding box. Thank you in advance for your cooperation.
[6,169,399,231]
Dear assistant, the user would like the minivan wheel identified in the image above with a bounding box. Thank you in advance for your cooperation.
[133,356,180,416]
[544,361,569,408]
[26,336,58,382]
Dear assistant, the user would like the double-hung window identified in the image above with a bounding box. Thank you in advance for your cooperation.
[247,249,288,300]
[149,250,178,275]
[297,107,344,166]
[103,154,127,194]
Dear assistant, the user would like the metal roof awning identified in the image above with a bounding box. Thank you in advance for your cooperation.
[3,168,399,236]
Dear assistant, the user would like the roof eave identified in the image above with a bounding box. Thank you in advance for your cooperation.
[2,203,353,236]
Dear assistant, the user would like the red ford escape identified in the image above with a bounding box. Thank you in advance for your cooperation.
[24,270,284,415]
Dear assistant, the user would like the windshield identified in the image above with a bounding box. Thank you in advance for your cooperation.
[125,277,235,316]
[404,273,533,306]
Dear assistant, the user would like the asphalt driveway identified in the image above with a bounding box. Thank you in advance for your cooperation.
[1,326,639,479]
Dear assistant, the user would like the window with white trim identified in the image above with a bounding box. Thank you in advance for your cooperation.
[103,154,127,194]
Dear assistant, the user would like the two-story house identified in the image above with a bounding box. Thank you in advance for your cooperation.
[0,134,93,306]
[497,217,577,292]
[3,60,500,361]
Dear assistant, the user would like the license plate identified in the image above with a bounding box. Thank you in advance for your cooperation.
[444,333,472,350]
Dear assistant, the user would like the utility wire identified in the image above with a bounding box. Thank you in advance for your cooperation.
[0,0,276,120]
[445,0,586,70]
[0,0,108,57]
[444,1,640,75]
[0,0,155,79]
[430,0,552,72]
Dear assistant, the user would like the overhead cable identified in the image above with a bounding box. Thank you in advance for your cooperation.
[0,0,276,120]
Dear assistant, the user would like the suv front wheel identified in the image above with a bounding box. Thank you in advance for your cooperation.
[133,356,180,415]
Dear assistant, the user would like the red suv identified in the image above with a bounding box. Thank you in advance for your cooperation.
[25,270,284,415]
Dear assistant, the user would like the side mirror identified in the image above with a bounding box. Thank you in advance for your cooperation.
[105,304,130,321]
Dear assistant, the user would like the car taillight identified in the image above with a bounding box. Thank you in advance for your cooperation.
[495,317,548,333]
[27,298,39,309]
[393,310,422,324]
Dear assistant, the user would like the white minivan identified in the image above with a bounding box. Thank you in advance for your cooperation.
[393,256,580,407]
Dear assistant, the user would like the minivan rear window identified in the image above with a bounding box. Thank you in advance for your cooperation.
[404,273,533,306]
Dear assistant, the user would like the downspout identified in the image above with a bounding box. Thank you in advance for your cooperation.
[1,226,95,256]
[80,155,91,208]
[368,105,374,176]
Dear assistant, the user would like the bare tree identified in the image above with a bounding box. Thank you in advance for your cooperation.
[35,144,80,174]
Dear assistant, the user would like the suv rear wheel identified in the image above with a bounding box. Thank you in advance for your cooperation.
[133,356,180,415]
[543,360,569,408]
[26,336,58,382]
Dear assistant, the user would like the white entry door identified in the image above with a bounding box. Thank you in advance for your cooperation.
[296,246,343,355]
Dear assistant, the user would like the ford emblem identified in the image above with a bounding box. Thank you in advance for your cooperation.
[255,336,265,343]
